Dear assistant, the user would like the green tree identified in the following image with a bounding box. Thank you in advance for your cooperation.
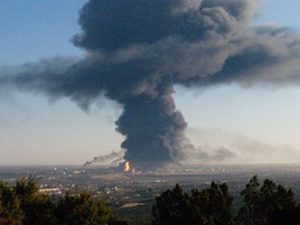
[15,177,38,200]
[152,183,234,225]
[237,176,296,225]
[236,176,260,225]
[56,192,111,225]
[152,184,190,225]
[0,181,23,225]
[22,194,56,225]
[190,182,234,225]
[15,177,56,225]
[0,177,112,225]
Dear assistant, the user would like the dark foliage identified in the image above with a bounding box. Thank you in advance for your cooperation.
[152,184,191,225]
[0,177,110,225]
[2,176,300,225]
[152,183,234,225]
[56,192,110,225]
[237,176,298,225]
[0,181,23,225]
[152,176,300,225]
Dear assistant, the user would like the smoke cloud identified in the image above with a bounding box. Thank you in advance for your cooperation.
[2,0,300,168]
[83,150,125,167]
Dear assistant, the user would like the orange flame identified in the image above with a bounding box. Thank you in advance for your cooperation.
[124,161,131,172]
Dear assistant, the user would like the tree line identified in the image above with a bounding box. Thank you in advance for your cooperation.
[0,177,110,225]
[152,176,300,225]
[1,176,300,225]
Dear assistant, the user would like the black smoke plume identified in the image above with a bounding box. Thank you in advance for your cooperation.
[83,150,125,167]
[2,0,300,169]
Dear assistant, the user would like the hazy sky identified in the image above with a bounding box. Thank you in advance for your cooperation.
[1,0,300,165]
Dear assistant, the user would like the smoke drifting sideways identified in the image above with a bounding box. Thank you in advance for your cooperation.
[83,150,125,167]
[2,0,300,169]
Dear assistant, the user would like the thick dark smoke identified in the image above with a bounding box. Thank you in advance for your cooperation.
[2,0,300,168]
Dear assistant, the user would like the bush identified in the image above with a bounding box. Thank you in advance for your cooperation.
[152,183,234,225]
[0,177,110,225]
[152,176,300,225]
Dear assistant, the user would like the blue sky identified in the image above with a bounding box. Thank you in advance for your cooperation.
[0,0,85,65]
[1,0,300,165]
